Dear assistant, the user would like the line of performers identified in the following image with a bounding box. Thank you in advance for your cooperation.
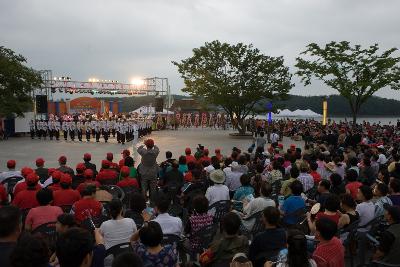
[29,119,153,144]
[171,112,229,129]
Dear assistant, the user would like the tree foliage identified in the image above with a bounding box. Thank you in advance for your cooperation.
[0,46,42,117]
[295,41,400,124]
[173,40,293,133]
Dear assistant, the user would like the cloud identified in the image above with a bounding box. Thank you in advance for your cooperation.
[1,0,399,99]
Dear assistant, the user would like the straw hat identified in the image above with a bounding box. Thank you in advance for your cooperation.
[210,169,226,184]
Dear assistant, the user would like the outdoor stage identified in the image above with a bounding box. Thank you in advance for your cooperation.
[0,129,304,171]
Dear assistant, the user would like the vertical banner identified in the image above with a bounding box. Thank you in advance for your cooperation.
[322,99,328,126]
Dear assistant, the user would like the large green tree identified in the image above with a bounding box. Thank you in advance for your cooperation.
[173,40,293,134]
[296,41,400,125]
[0,46,42,117]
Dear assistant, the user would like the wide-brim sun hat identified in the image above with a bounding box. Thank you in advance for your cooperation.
[210,169,226,184]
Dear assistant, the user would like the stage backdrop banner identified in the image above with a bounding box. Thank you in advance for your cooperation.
[69,97,102,113]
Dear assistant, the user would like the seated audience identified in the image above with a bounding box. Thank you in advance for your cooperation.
[281,180,306,225]
[356,185,375,227]
[0,206,22,267]
[57,155,74,177]
[12,173,41,209]
[52,174,81,207]
[205,169,230,206]
[72,185,103,223]
[233,174,255,211]
[25,188,63,231]
[10,233,49,267]
[111,252,143,267]
[345,169,362,199]
[373,183,393,217]
[152,195,183,237]
[389,179,400,206]
[117,166,139,189]
[125,192,147,229]
[338,193,359,228]
[77,169,100,194]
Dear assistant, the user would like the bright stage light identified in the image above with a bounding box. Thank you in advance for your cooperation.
[131,78,144,86]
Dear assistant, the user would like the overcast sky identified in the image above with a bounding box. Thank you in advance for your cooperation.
[1,0,400,99]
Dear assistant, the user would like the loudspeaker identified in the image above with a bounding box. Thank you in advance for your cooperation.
[155,97,163,112]
[36,95,48,114]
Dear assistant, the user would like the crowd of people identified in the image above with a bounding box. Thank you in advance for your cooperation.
[0,119,400,267]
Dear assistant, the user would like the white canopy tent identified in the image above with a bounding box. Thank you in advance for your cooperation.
[131,106,170,115]
[253,109,322,119]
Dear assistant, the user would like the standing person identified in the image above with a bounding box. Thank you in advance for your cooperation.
[270,129,280,147]
[69,121,75,141]
[254,131,266,149]
[29,120,35,139]
[57,156,75,177]
[77,120,83,142]
[55,119,61,141]
[0,206,22,267]
[85,120,91,142]
[62,120,68,141]
[83,153,97,176]
[35,158,49,184]
[95,120,101,142]
[137,139,160,202]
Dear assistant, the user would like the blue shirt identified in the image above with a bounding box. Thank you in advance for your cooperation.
[178,164,188,174]
[282,195,305,225]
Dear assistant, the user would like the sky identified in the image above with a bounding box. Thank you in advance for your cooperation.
[1,0,400,99]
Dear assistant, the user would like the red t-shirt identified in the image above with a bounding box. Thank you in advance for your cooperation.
[185,155,196,164]
[14,182,42,196]
[310,171,322,184]
[313,236,345,267]
[346,181,362,200]
[53,189,81,206]
[199,156,211,164]
[48,183,61,192]
[12,189,40,209]
[184,172,193,183]
[73,198,102,223]
[25,206,63,230]
[96,169,118,183]
[0,184,7,203]
[117,178,139,188]
[77,180,101,194]
[119,158,125,168]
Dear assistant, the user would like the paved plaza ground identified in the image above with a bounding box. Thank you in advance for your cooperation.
[0,129,304,171]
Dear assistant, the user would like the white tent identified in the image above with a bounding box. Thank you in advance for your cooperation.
[131,106,170,115]
[253,108,322,119]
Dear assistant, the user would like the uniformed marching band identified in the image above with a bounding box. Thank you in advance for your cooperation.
[29,115,153,144]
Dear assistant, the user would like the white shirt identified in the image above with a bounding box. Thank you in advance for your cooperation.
[100,218,137,249]
[205,184,230,206]
[377,153,388,165]
[270,133,279,143]
[0,170,22,183]
[356,201,375,228]
[153,213,183,237]
[225,170,242,192]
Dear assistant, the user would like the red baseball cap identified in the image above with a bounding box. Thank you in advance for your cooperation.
[121,149,130,156]
[106,152,113,160]
[84,169,94,179]
[26,173,39,184]
[58,156,67,164]
[60,174,72,184]
[52,170,62,181]
[83,153,91,160]
[120,166,130,176]
[21,167,34,178]
[7,160,16,169]
[145,139,154,148]
[185,148,191,154]
[36,158,45,166]
[76,163,86,172]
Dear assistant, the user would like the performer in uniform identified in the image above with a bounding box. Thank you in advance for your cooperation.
[77,120,83,142]
[55,119,61,140]
[103,120,109,143]
[85,121,91,142]
[29,120,35,139]
[62,120,68,141]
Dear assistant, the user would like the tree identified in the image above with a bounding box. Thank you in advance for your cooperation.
[296,41,400,125]
[0,46,42,117]
[173,40,293,134]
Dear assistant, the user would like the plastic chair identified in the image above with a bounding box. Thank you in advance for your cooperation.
[1,176,23,196]
[32,221,57,247]
[105,242,132,257]
[162,234,181,247]
[208,200,231,224]
[241,210,264,239]
[104,185,125,200]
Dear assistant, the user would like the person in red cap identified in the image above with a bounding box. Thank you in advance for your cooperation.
[96,160,118,185]
[72,163,86,189]
[119,149,131,168]
[215,148,223,162]
[13,167,41,197]
[117,166,139,189]
[53,174,81,207]
[72,184,102,223]
[106,152,120,173]
[77,169,100,194]
[83,153,98,176]
[199,148,211,165]
[0,160,23,183]
[137,139,160,201]
[35,158,49,184]
[12,173,40,209]
[57,156,74,177]
[185,148,196,164]
[48,171,62,192]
